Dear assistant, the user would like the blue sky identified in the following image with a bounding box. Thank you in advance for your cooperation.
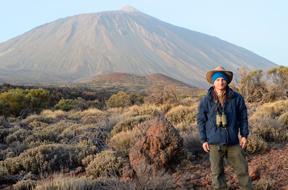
[0,0,287,66]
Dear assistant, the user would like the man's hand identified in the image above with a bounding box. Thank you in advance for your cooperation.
[202,142,210,152]
[240,137,247,149]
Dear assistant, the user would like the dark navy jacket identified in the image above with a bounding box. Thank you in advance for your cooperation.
[197,86,249,145]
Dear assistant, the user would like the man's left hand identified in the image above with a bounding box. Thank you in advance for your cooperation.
[240,137,247,149]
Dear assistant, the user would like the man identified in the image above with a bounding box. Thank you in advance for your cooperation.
[197,66,252,190]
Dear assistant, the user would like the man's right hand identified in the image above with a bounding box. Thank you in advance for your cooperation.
[202,142,210,152]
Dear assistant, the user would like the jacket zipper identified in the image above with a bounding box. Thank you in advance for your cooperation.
[223,101,229,145]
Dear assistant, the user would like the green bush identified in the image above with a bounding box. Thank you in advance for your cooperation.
[26,88,50,111]
[0,88,28,116]
[0,88,50,117]
[86,150,124,178]
[55,97,102,111]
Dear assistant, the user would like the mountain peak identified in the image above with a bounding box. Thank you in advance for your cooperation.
[0,7,276,87]
[120,5,139,13]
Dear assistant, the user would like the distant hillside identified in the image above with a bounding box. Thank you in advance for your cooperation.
[75,72,198,96]
[0,6,277,87]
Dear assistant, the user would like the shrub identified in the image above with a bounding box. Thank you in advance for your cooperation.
[55,98,77,111]
[238,68,268,103]
[250,100,288,122]
[68,108,107,121]
[106,91,131,108]
[125,104,161,117]
[31,120,76,143]
[129,92,144,105]
[253,176,276,190]
[0,164,8,178]
[166,105,197,126]
[109,129,141,154]
[39,109,66,123]
[6,141,29,158]
[0,100,10,118]
[81,155,96,167]
[251,119,288,143]
[34,175,132,190]
[13,179,37,190]
[278,112,288,127]
[79,108,108,124]
[2,144,96,175]
[246,134,269,154]
[0,88,28,116]
[0,88,51,117]
[26,88,50,111]
[54,97,101,111]
[5,128,32,144]
[86,150,124,178]
[268,66,288,89]
[59,123,108,149]
[158,103,173,114]
[111,115,150,136]
[180,129,202,155]
[144,85,179,105]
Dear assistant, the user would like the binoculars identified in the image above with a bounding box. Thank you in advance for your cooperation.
[216,112,227,128]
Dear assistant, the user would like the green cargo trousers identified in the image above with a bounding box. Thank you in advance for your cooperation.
[209,144,253,190]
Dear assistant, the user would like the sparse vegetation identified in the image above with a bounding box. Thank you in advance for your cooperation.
[0,67,287,189]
